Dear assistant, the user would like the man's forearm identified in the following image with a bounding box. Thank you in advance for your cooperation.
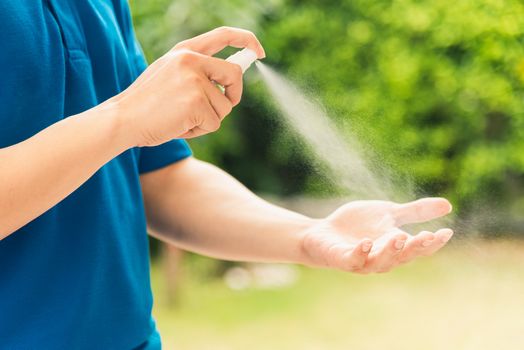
[0,103,131,238]
[140,158,316,264]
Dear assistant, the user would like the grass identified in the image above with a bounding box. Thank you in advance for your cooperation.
[151,240,524,349]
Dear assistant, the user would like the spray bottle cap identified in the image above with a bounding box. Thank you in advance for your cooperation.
[226,48,258,73]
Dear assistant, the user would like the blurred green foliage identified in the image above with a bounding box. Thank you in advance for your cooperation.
[130,0,524,231]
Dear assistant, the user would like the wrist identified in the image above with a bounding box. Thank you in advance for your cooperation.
[76,101,137,158]
[93,100,138,150]
[292,216,323,266]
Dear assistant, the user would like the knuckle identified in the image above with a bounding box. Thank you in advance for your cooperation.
[186,113,200,131]
[174,50,196,66]
[186,90,206,105]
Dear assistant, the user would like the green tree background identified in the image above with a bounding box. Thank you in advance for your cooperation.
[130,0,524,234]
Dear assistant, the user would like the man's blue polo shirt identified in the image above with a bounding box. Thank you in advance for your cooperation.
[0,1,191,349]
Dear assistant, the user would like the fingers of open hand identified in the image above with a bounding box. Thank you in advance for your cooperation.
[174,26,265,58]
[336,239,373,272]
[362,232,409,273]
[315,229,452,274]
[394,197,452,226]
[397,229,454,264]
[306,236,373,272]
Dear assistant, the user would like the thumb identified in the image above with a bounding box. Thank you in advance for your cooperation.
[394,197,452,226]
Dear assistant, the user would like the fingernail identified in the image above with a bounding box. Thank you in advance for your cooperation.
[441,232,453,243]
[394,239,406,250]
[362,242,372,253]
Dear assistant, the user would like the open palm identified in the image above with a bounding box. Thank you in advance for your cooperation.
[300,198,453,273]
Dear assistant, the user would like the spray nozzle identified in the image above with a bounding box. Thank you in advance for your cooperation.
[225,48,258,73]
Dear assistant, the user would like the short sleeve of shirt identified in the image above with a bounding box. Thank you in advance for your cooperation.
[138,141,192,174]
[122,10,192,174]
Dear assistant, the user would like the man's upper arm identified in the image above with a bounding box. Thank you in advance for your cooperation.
[139,155,198,238]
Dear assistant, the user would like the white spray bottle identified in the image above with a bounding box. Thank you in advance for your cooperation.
[226,48,258,73]
[215,48,258,93]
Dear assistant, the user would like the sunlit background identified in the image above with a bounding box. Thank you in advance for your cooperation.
[129,0,524,348]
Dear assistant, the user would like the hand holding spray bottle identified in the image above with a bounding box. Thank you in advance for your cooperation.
[215,48,259,93]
